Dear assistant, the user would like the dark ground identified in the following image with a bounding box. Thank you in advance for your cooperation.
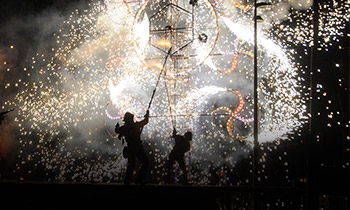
[0,180,307,210]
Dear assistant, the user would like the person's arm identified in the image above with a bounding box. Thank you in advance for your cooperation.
[115,123,120,134]
[115,123,123,140]
[172,128,177,138]
[136,110,149,127]
[116,125,127,140]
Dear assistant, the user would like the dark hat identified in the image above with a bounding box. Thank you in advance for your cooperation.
[124,112,134,122]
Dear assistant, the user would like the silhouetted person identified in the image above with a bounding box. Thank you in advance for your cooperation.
[115,110,150,185]
[166,129,192,185]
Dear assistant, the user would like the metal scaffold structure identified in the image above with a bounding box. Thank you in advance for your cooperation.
[133,0,218,135]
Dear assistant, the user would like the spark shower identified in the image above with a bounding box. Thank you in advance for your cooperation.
[6,0,332,183]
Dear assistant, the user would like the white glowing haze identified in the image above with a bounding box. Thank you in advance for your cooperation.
[10,0,319,183]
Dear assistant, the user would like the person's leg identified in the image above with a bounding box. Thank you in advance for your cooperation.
[135,146,149,184]
[166,153,175,184]
[124,153,136,185]
[178,156,188,184]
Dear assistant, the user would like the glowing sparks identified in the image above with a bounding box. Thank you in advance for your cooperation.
[5,0,346,184]
[133,12,150,58]
[156,39,172,48]
[147,62,164,70]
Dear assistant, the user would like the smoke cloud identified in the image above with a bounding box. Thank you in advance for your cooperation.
[0,0,308,184]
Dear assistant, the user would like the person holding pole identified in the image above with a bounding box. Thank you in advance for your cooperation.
[115,110,150,185]
[115,46,172,185]
[166,128,192,185]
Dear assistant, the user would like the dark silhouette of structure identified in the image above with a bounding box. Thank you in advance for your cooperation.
[166,129,192,185]
[115,111,150,184]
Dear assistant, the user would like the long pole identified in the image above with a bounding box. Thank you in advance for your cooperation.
[141,47,172,134]
[253,0,259,208]
[253,0,258,184]
[147,47,172,111]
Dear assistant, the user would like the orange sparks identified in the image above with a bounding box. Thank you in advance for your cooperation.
[147,62,164,70]
[157,39,172,48]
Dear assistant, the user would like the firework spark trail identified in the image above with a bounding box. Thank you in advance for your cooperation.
[8,0,348,183]
[217,14,306,142]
